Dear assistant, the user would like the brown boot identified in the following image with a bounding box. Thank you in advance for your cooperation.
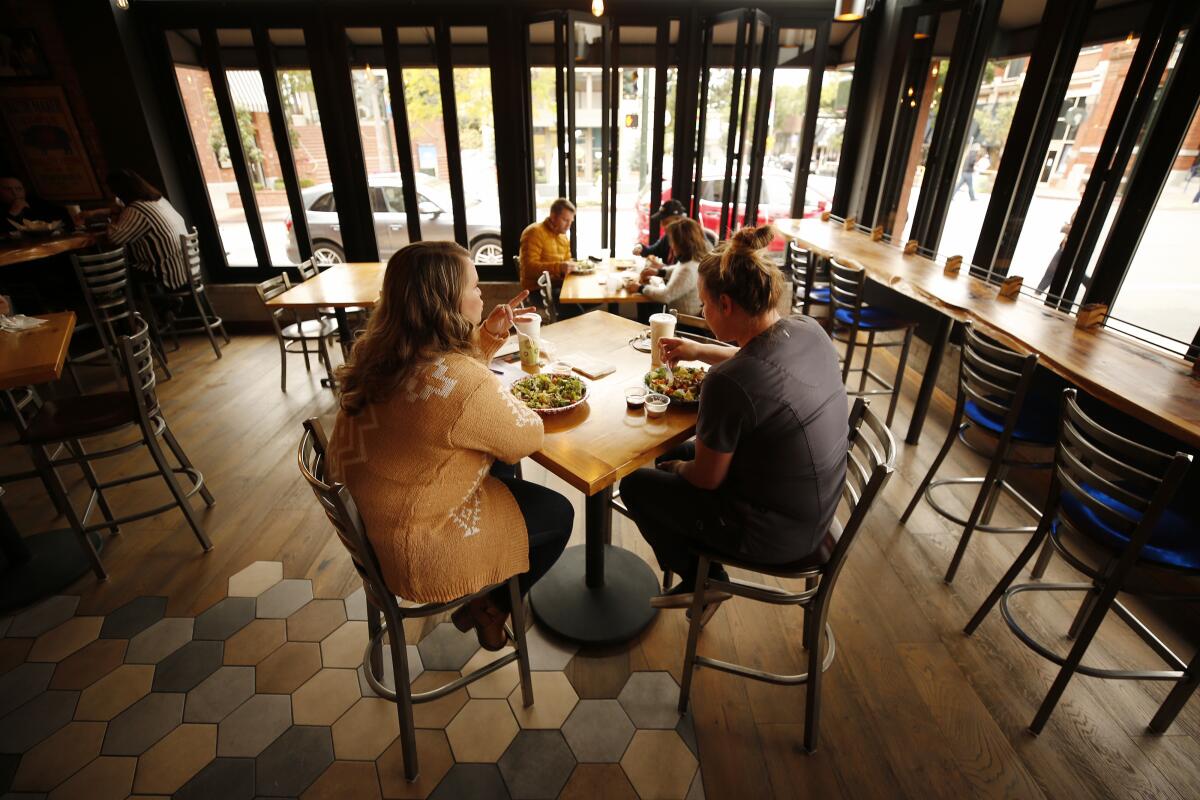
[455,597,509,651]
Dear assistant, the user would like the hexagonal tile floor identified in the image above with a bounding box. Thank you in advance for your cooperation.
[0,565,707,799]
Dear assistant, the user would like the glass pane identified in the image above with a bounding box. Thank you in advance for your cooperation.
[759,28,818,248]
[814,63,852,182]
[529,21,561,205]
[350,52,400,260]
[451,26,503,268]
[701,19,742,239]
[573,21,605,256]
[225,67,296,266]
[398,27,455,248]
[618,27,657,253]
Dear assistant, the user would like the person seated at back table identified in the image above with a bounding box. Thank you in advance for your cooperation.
[0,175,72,234]
[328,241,573,650]
[519,197,581,294]
[633,198,687,263]
[98,169,190,292]
[637,217,709,318]
[619,224,848,621]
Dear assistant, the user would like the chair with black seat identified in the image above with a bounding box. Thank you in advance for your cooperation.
[156,230,228,357]
[255,273,337,392]
[900,323,1057,582]
[6,314,213,580]
[675,397,896,753]
[297,417,535,781]
[964,388,1198,734]
[828,257,917,427]
[785,240,830,327]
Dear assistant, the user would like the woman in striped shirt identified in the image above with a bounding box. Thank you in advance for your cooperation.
[104,169,189,290]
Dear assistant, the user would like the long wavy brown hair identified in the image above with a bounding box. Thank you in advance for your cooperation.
[338,241,477,416]
[665,217,711,263]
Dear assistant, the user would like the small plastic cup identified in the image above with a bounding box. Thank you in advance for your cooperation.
[546,361,573,375]
[644,393,670,419]
[625,386,646,410]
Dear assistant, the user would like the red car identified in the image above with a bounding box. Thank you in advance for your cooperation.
[636,172,829,252]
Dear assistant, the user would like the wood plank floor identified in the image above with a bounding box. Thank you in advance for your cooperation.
[4,328,1200,799]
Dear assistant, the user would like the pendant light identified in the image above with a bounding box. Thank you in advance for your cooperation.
[592,0,604,17]
[835,0,866,22]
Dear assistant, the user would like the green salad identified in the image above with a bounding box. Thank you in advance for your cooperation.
[645,365,706,403]
[511,373,587,410]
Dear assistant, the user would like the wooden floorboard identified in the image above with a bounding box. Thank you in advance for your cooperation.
[3,331,1198,799]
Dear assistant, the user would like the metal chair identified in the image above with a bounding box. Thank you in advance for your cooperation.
[676,398,897,753]
[297,417,534,781]
[964,388,1197,735]
[900,323,1056,582]
[829,257,917,427]
[5,314,213,580]
[255,274,337,392]
[296,258,366,322]
[148,230,229,359]
[536,270,559,323]
[785,240,830,327]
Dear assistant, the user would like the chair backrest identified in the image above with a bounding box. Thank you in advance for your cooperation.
[1053,388,1192,561]
[255,273,295,332]
[180,230,204,286]
[826,398,897,581]
[297,417,393,611]
[537,270,558,323]
[828,257,866,323]
[117,313,162,420]
[73,247,135,347]
[958,323,1039,435]
[296,259,319,282]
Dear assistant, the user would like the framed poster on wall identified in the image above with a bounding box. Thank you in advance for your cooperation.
[0,85,101,200]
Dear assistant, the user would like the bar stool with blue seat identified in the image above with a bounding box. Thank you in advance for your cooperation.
[785,240,830,327]
[901,323,1057,582]
[964,388,1198,735]
[828,257,918,426]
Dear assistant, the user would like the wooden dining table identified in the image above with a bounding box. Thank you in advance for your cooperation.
[0,232,95,269]
[776,216,1200,449]
[264,261,383,352]
[0,311,97,612]
[559,258,653,308]
[505,310,702,644]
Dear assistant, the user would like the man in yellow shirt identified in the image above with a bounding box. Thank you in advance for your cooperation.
[519,198,577,292]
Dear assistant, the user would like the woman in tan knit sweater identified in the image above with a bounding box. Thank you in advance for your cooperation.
[328,241,572,649]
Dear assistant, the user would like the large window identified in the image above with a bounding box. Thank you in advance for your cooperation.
[451,26,503,267]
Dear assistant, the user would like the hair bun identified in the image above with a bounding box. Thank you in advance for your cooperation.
[730,224,776,253]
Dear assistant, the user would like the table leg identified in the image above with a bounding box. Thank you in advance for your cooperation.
[0,495,103,612]
[906,315,953,445]
[322,308,354,388]
[530,485,660,645]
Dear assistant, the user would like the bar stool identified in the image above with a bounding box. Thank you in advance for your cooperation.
[298,417,534,781]
[964,389,1197,735]
[785,240,830,327]
[901,323,1057,582]
[828,257,918,427]
[255,274,337,392]
[147,230,229,359]
[675,398,896,753]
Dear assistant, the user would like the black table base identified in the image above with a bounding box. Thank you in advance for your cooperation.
[530,544,660,646]
[0,521,102,612]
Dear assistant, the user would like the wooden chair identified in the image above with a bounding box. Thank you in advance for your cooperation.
[255,274,337,392]
[829,257,918,427]
[965,388,1198,735]
[785,240,830,327]
[900,323,1056,582]
[675,398,897,753]
[4,314,213,580]
[297,417,534,781]
[537,270,559,323]
[147,230,229,359]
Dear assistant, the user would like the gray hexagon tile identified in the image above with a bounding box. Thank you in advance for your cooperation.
[125,618,194,664]
[254,725,334,797]
[0,690,78,753]
[356,644,423,696]
[618,671,682,729]
[193,597,256,641]
[255,580,313,619]
[416,622,480,672]
[184,666,256,723]
[524,625,577,671]
[102,692,185,755]
[0,662,54,718]
[99,596,166,639]
[498,730,575,800]
[152,640,224,693]
[561,700,635,763]
[217,693,292,757]
[174,756,255,800]
[429,764,512,800]
[227,561,283,598]
[343,587,368,621]
[7,596,78,640]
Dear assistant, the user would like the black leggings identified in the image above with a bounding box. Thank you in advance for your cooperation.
[489,462,572,610]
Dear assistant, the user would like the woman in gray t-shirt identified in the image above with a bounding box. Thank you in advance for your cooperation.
[619,224,847,612]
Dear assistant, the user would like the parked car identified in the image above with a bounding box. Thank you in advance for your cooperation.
[285,173,504,267]
[635,171,830,252]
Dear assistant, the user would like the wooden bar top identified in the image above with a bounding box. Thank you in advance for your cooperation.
[776,217,1200,449]
[266,262,384,309]
[560,260,651,304]
[517,311,699,495]
[0,311,76,390]
[0,233,95,268]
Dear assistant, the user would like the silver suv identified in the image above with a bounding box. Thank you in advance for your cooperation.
[285,173,504,267]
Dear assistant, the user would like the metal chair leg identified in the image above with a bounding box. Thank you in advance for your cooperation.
[278,340,288,393]
[366,599,384,680]
[194,288,223,359]
[887,326,915,427]
[143,427,212,551]
[900,411,962,523]
[510,578,534,708]
[1149,648,1200,734]
[386,614,421,782]
[65,439,119,534]
[1030,536,1056,579]
[804,596,830,754]
[32,446,106,580]
[857,330,875,393]
[1067,583,1100,640]
[160,424,215,506]
[677,556,710,714]
[964,516,1052,636]
[841,326,858,385]
[944,451,1009,583]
